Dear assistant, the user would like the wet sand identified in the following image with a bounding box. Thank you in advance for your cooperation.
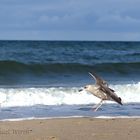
[0,117,140,140]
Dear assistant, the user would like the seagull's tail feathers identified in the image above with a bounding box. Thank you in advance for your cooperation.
[118,97,123,105]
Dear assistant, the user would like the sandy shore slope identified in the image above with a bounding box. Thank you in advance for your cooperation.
[0,118,140,140]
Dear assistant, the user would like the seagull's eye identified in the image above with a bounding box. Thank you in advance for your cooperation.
[84,86,87,89]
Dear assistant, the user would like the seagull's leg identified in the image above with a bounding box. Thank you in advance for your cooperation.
[92,100,103,111]
[92,100,103,109]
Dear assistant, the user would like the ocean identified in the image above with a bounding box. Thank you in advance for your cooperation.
[0,40,140,120]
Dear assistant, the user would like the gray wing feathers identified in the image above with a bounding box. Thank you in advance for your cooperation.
[100,85,122,105]
[89,72,108,86]
[89,72,122,105]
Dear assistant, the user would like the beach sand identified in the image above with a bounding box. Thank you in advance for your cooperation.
[0,118,140,140]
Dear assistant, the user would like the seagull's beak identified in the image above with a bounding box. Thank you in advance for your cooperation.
[79,89,83,92]
[79,86,87,92]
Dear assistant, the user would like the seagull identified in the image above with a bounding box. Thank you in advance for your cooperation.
[80,72,123,111]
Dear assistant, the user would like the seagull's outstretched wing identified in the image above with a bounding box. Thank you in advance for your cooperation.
[89,72,108,86]
[100,84,123,105]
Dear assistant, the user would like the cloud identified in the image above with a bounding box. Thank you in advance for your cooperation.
[95,15,140,32]
[0,0,140,40]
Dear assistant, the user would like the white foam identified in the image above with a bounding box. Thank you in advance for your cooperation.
[111,82,140,103]
[0,116,85,122]
[95,116,140,119]
[1,116,140,122]
[0,82,140,107]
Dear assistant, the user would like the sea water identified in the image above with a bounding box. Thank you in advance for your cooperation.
[0,40,140,120]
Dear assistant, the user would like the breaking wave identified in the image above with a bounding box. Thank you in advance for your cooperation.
[0,82,140,107]
[0,60,140,74]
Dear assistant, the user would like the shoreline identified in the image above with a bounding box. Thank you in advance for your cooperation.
[0,117,140,140]
[1,115,140,122]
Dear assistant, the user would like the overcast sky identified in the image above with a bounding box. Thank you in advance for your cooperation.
[0,0,140,41]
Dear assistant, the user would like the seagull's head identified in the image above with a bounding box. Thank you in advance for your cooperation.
[79,85,94,92]
[79,85,89,92]
[84,85,94,91]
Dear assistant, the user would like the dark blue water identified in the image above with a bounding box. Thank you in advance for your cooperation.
[0,40,140,119]
[0,40,140,86]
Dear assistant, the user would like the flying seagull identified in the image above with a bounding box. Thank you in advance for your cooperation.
[80,72,123,111]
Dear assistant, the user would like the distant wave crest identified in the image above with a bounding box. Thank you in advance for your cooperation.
[0,60,140,75]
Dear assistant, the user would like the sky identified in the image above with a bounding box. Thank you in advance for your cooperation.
[0,0,140,41]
